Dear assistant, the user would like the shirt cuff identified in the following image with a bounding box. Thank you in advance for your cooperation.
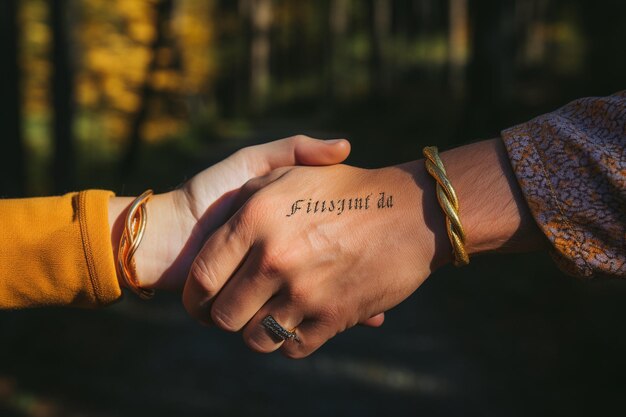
[78,190,123,306]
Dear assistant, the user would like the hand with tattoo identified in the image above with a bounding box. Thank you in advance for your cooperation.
[182,139,544,358]
[182,163,433,357]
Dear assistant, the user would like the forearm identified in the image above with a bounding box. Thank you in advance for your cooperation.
[400,138,546,271]
[441,138,546,256]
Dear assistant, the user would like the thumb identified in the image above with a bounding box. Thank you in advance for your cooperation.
[233,134,351,207]
[293,136,351,166]
[243,135,351,176]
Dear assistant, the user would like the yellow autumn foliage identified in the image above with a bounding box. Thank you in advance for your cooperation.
[19,0,219,149]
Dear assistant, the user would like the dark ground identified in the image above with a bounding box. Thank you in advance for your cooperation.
[2,252,626,417]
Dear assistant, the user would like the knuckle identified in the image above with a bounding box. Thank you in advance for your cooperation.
[238,195,267,227]
[259,241,303,276]
[317,303,343,325]
[286,282,311,306]
[292,134,311,143]
[257,255,280,278]
[228,210,258,244]
[210,306,241,332]
[257,246,290,277]
[230,147,255,173]
[232,146,250,162]
[188,257,218,296]
[278,243,302,269]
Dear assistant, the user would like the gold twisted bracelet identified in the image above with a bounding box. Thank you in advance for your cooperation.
[422,146,470,267]
[117,189,155,299]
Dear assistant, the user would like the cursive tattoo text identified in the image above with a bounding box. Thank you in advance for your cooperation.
[286,192,393,217]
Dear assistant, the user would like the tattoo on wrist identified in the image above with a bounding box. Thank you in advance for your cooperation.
[286,192,393,217]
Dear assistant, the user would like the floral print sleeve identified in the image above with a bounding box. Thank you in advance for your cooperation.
[501,91,626,278]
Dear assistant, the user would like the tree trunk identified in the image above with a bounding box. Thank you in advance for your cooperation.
[0,0,25,197]
[515,0,548,67]
[327,0,350,100]
[249,0,272,111]
[51,0,76,194]
[415,0,435,37]
[215,0,243,118]
[368,0,392,97]
[448,0,469,99]
[466,0,516,136]
[122,0,174,178]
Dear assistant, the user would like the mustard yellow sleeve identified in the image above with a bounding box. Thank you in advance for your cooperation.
[0,190,122,309]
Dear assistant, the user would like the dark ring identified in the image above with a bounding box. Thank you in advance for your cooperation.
[262,315,300,342]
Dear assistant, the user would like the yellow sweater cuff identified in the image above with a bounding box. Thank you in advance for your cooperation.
[0,190,122,309]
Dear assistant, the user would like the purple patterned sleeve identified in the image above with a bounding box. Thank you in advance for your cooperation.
[501,91,626,278]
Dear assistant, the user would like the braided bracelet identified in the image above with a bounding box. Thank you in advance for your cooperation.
[423,146,470,267]
[117,189,156,299]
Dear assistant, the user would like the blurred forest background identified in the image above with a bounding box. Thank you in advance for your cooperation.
[1,0,624,196]
[1,1,625,417]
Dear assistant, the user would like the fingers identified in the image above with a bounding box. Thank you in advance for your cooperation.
[209,246,281,332]
[240,135,351,176]
[183,214,252,324]
[360,312,385,327]
[185,208,385,353]
[241,297,305,354]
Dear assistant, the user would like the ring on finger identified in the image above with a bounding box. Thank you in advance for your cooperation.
[262,315,300,343]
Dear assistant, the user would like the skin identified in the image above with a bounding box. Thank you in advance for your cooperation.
[182,138,546,358]
[108,135,384,326]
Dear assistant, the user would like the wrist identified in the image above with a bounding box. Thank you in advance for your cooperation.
[431,139,545,259]
[391,138,544,277]
[108,190,193,292]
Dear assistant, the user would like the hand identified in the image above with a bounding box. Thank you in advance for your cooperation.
[109,135,351,291]
[183,162,436,357]
[182,139,544,358]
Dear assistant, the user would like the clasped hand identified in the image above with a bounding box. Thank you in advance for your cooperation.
[121,135,438,358]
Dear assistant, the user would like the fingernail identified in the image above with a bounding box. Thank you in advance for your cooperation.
[325,139,345,144]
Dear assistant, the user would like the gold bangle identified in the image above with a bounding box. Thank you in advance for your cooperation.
[117,189,155,299]
[422,146,470,267]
